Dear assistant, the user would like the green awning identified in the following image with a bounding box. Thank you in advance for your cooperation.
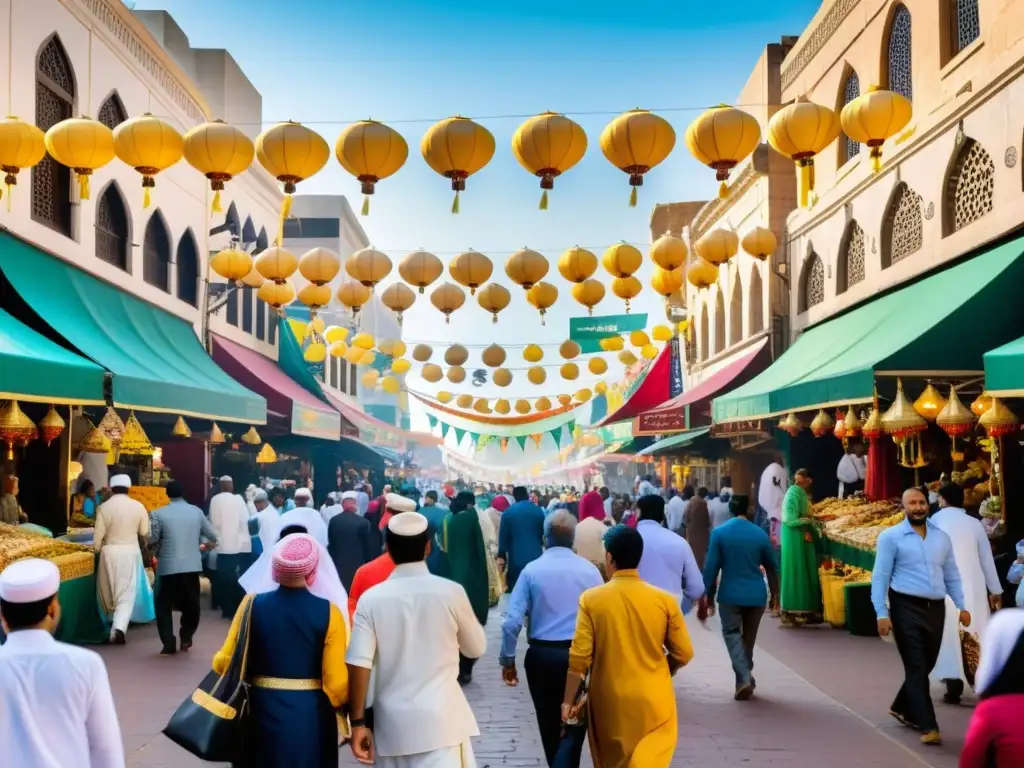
[0,233,265,424]
[637,427,711,456]
[984,336,1024,397]
[0,307,105,404]
[713,235,1024,423]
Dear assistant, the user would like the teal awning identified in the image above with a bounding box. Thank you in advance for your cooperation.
[713,236,1024,423]
[637,427,711,457]
[0,233,265,424]
[0,307,105,404]
[984,335,1024,397]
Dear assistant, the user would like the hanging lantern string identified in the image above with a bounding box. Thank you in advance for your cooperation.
[367,241,648,256]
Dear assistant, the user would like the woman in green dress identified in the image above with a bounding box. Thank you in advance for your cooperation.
[441,490,490,684]
[779,469,823,626]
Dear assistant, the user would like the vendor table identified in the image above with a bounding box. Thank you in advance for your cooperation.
[54,572,109,645]
[814,532,876,571]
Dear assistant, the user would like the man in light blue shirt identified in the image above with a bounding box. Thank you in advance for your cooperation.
[499,510,601,768]
[635,495,705,613]
[870,487,970,746]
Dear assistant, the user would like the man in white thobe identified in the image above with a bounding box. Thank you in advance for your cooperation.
[94,474,149,644]
[320,491,343,525]
[208,475,251,619]
[274,487,329,546]
[0,559,124,767]
[836,442,867,498]
[929,482,1003,703]
[666,489,688,535]
[347,512,486,767]
[758,459,787,548]
[355,483,371,517]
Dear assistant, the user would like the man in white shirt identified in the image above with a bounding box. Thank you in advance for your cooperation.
[94,473,149,644]
[637,475,656,499]
[274,487,329,546]
[0,558,124,767]
[320,491,343,525]
[208,475,251,619]
[758,458,787,547]
[708,486,734,530]
[666,488,688,535]
[635,495,705,614]
[355,483,371,517]
[347,512,486,767]
[836,442,867,498]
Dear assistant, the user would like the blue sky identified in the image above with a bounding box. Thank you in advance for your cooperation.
[137,0,819,438]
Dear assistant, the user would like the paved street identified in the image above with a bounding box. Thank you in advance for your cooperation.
[98,596,973,768]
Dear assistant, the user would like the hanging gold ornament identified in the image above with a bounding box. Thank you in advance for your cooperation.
[810,409,834,438]
[512,111,588,209]
[182,119,254,212]
[79,422,112,454]
[506,248,549,291]
[979,398,1019,438]
[913,382,946,422]
[650,232,688,271]
[398,250,444,294]
[444,345,470,367]
[421,363,443,383]
[0,400,36,458]
[256,443,277,464]
[558,246,598,283]
[695,228,739,266]
[119,412,154,456]
[684,104,761,197]
[493,368,513,387]
[113,113,184,208]
[559,340,581,360]
[970,392,993,418]
[241,426,262,445]
[346,247,392,290]
[256,121,330,243]
[611,276,642,313]
[380,282,416,324]
[600,109,676,206]
[840,86,913,172]
[37,406,66,446]
[44,117,115,200]
[842,406,862,437]
[335,119,408,215]
[476,283,511,323]
[412,344,433,362]
[481,344,507,367]
[741,227,778,261]
[421,116,496,214]
[571,279,605,316]
[937,387,975,438]
[778,412,804,437]
[430,282,466,324]
[449,249,493,295]
[337,280,372,318]
[0,117,46,211]
[208,423,226,444]
[526,282,558,325]
[447,366,466,384]
[767,96,841,207]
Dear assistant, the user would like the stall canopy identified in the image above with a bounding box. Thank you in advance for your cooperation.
[984,336,1024,397]
[637,427,712,457]
[212,334,340,440]
[325,392,423,451]
[595,342,677,427]
[713,235,1024,423]
[0,233,265,423]
[0,307,106,404]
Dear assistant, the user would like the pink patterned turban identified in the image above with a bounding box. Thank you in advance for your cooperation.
[272,533,319,587]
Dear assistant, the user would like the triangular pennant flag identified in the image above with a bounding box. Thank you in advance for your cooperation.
[440,422,450,439]
[500,437,509,454]
[530,433,543,448]
[516,435,528,451]
[427,414,438,429]
[468,432,480,446]
[549,425,563,448]
[453,428,466,445]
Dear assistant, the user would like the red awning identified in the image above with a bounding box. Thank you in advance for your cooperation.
[324,392,440,448]
[633,338,769,435]
[596,343,675,427]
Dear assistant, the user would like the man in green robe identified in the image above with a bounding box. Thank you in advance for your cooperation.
[780,468,823,626]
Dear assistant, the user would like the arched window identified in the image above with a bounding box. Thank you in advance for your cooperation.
[951,0,980,55]
[142,211,171,292]
[799,252,825,313]
[255,297,267,341]
[748,266,764,335]
[886,4,913,102]
[837,221,866,294]
[840,70,861,164]
[255,226,269,255]
[729,277,742,346]
[32,35,75,236]
[714,289,725,355]
[242,287,254,333]
[95,183,130,271]
[176,231,199,307]
[944,138,995,236]
[226,289,239,326]
[224,202,241,240]
[242,216,257,246]
[699,303,709,362]
[881,182,924,267]
[97,92,127,130]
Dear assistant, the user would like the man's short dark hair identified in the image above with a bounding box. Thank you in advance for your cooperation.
[513,486,528,502]
[795,468,812,480]
[165,480,184,500]
[721,476,732,487]
[637,494,666,524]
[606,526,643,570]
[425,490,438,502]
[599,486,610,500]
[938,482,964,509]
[682,486,695,500]
[0,595,53,630]
[269,488,286,502]
[111,486,129,495]
[386,529,429,564]
[277,524,307,540]
[697,487,708,498]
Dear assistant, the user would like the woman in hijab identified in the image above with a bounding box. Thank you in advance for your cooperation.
[575,490,611,578]
[487,495,509,553]
[960,609,1024,766]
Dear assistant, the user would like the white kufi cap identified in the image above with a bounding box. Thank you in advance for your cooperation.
[387,511,428,536]
[253,489,269,502]
[109,474,132,489]
[219,475,233,482]
[294,488,312,498]
[341,491,358,502]
[385,493,416,513]
[0,558,60,603]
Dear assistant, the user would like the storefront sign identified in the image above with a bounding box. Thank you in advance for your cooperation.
[291,403,342,440]
[569,313,649,353]
[710,419,770,439]
[634,408,686,436]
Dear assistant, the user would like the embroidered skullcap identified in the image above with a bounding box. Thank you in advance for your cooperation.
[385,493,416,513]
[388,511,428,536]
[109,474,132,489]
[253,489,268,502]
[219,475,233,482]
[272,533,320,586]
[0,558,60,603]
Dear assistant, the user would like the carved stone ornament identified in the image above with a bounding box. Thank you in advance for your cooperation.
[924,202,935,220]
[1005,147,1018,168]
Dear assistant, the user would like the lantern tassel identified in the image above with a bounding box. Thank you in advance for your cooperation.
[539,189,548,210]
[277,194,293,246]
[78,173,90,200]
[143,186,151,209]
[870,147,883,173]
[629,186,637,208]
[4,184,9,213]
[361,195,370,216]
[451,190,460,215]
[211,189,222,213]
[718,181,728,198]
[798,163,810,208]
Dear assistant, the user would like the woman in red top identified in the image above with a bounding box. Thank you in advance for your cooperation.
[960,609,1024,767]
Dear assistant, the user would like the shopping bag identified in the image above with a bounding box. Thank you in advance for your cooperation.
[960,628,981,688]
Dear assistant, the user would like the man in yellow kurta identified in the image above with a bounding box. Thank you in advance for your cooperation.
[562,525,693,768]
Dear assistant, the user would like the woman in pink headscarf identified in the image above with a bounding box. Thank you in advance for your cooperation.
[488,495,510,545]
[575,490,611,579]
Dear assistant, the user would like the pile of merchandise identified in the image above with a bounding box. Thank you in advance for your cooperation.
[0,523,95,580]
[811,497,904,549]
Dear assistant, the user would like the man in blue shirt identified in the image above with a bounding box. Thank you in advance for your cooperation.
[499,510,602,767]
[871,487,970,746]
[497,486,546,592]
[701,494,778,701]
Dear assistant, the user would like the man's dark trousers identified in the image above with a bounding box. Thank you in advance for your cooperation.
[155,572,201,652]
[889,590,945,731]
[524,640,582,768]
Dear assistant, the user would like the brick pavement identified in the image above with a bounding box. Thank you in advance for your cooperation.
[97,599,963,767]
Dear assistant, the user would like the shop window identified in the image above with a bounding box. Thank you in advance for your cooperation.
[242,216,257,247]
[255,299,266,341]
[714,289,725,356]
[95,183,130,271]
[226,288,239,326]
[839,70,860,164]
[255,226,269,255]
[881,182,923,267]
[97,92,127,130]
[242,286,254,333]
[885,4,913,102]
[950,0,980,55]
[699,303,709,362]
[142,211,171,292]
[32,35,75,237]
[729,278,742,346]
[944,138,995,236]
[837,221,866,294]
[176,230,199,307]
[799,252,825,312]
[748,266,763,335]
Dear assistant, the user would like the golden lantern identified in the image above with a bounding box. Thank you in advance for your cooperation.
[842,406,862,437]
[971,392,993,418]
[526,282,558,325]
[611,276,642,313]
[506,248,549,291]
[595,381,608,395]
[687,258,719,290]
[256,121,330,242]
[304,342,327,364]
[299,247,342,286]
[182,120,254,212]
[588,357,608,375]
[297,283,332,314]
[255,247,299,283]
[575,388,592,403]
[171,416,192,438]
[599,336,624,352]
[618,350,638,366]
[979,398,1019,438]
[684,105,761,197]
[630,330,651,347]
[343,346,364,364]
[559,340,581,360]
[767,96,841,207]
[535,396,553,411]
[357,350,377,367]
[420,116,495,213]
[336,280,372,318]
[257,280,295,309]
[346,247,392,289]
[641,344,659,360]
[380,282,416,324]
[241,266,265,289]
[810,409,834,437]
[256,443,277,464]
[456,394,474,409]
[398,250,443,294]
[913,382,947,422]
[651,267,684,298]
[558,394,573,407]
[650,233,688,272]
[329,341,349,358]
[240,426,261,445]
[377,338,406,358]
[445,345,469,366]
[44,117,115,200]
[494,399,511,415]
[778,413,804,437]
[695,228,739,266]
[561,363,579,381]
[600,109,676,206]
[527,366,547,385]
[449,250,493,295]
[335,119,408,215]
[422,363,443,383]
[208,423,226,445]
[473,398,490,414]
[79,420,111,454]
[308,317,326,335]
[883,379,928,466]
[602,242,643,278]
[477,283,511,323]
[436,391,453,404]
[37,405,65,447]
[558,246,598,283]
[412,344,433,362]
[112,113,184,208]
[937,387,975,438]
[512,111,587,209]
[741,227,777,262]
[514,400,531,415]
[523,344,544,363]
[840,86,913,172]
[566,279,604,317]
[210,248,254,283]
[481,344,506,367]
[430,282,466,324]
[352,333,376,350]
[651,324,673,342]
[447,366,466,384]
[391,358,412,375]
[381,376,401,395]
[493,368,513,387]
[0,117,46,209]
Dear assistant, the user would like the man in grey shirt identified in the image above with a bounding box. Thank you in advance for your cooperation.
[149,480,217,655]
